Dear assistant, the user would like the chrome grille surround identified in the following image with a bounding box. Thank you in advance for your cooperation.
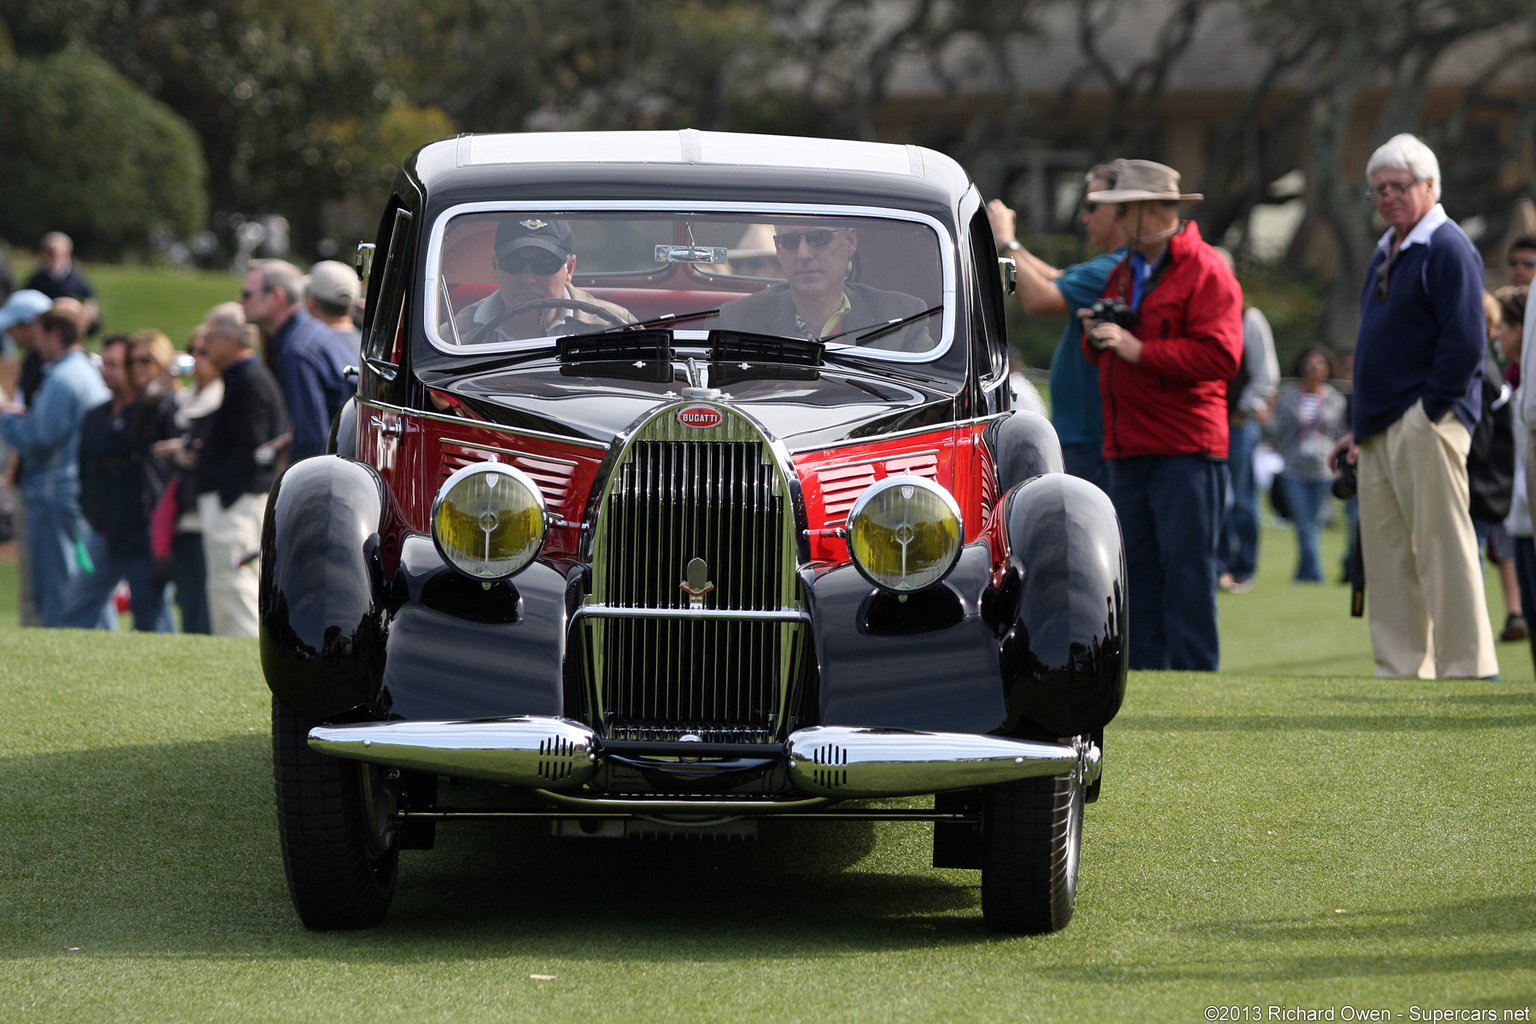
[578,402,809,743]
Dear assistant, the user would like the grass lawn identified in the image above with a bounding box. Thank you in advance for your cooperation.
[1,522,1533,1022]
[86,263,243,347]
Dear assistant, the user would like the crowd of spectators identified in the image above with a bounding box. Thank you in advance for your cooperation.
[0,239,359,637]
[992,138,1531,678]
[3,144,1534,680]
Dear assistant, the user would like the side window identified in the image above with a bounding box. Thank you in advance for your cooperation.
[969,208,1011,385]
[364,206,414,368]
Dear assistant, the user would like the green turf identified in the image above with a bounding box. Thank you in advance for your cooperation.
[1,523,1533,1022]
[85,263,242,348]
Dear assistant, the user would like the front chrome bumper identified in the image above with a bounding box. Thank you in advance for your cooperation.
[307,717,1098,800]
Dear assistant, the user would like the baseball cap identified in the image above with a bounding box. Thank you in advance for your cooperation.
[0,290,53,332]
[494,216,574,263]
[306,261,361,308]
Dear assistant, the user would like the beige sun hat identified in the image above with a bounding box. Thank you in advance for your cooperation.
[729,223,777,259]
[1087,159,1203,204]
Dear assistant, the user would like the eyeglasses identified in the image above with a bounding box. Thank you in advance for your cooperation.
[496,250,567,275]
[129,355,157,366]
[1374,261,1391,300]
[239,286,273,300]
[1510,257,1536,269]
[773,229,847,250]
[1365,180,1418,201]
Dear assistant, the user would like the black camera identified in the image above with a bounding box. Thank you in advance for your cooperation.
[1331,448,1358,500]
[1084,298,1138,350]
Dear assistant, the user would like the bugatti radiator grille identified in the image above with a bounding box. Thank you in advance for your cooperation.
[582,409,807,743]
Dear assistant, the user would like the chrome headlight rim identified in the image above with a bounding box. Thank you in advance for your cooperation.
[430,462,549,581]
[846,474,964,594]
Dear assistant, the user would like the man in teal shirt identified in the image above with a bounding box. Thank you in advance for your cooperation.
[989,163,1126,491]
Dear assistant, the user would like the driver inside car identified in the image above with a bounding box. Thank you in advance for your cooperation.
[715,222,931,351]
[449,217,633,342]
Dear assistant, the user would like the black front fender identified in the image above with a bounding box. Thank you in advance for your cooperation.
[991,473,1127,736]
[260,456,389,719]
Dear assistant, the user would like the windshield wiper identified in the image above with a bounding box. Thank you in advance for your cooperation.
[583,307,723,336]
[825,304,943,347]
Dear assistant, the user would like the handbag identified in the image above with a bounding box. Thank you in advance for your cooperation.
[150,475,182,563]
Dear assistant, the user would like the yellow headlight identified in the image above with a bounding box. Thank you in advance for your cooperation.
[846,476,963,592]
[431,464,548,580]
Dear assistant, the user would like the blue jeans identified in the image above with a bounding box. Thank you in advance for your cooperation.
[1280,475,1332,582]
[26,499,85,628]
[1218,418,1261,580]
[1111,455,1227,671]
[1061,442,1113,495]
[173,530,211,634]
[58,530,173,632]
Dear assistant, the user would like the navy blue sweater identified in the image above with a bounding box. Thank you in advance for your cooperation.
[1352,209,1485,443]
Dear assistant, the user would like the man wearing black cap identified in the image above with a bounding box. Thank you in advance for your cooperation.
[450,217,632,343]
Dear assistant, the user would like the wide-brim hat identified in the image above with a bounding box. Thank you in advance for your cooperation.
[1087,159,1203,204]
[494,216,574,262]
[0,289,53,332]
[729,223,777,259]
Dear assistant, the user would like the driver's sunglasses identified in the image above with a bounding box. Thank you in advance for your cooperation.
[496,251,567,275]
[773,228,847,250]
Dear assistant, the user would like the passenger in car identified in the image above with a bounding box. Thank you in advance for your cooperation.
[715,223,931,351]
[447,217,632,343]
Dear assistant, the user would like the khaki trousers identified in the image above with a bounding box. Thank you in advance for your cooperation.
[1357,403,1497,678]
[198,491,265,639]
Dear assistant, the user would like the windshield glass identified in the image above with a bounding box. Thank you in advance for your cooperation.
[426,208,950,359]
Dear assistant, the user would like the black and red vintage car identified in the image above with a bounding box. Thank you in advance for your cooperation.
[260,130,1126,934]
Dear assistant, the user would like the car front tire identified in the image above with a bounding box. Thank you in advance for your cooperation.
[980,768,1083,934]
[272,698,399,929]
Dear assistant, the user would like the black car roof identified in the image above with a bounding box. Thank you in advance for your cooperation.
[403,130,975,225]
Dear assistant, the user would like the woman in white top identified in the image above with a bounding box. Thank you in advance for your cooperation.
[1265,347,1349,583]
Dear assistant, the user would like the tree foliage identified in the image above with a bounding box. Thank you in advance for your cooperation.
[0,48,207,258]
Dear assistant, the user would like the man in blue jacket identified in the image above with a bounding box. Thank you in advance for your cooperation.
[0,309,109,626]
[1335,134,1497,678]
[987,162,1126,492]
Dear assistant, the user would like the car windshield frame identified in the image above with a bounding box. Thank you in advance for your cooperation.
[421,200,958,365]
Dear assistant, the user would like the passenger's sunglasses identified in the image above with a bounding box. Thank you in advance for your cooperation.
[496,250,567,275]
[1509,257,1536,269]
[1365,180,1417,201]
[773,228,847,250]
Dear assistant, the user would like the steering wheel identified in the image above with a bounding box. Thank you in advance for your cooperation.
[463,296,631,345]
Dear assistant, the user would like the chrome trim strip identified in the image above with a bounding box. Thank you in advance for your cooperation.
[573,604,810,623]
[422,200,956,363]
[785,414,1008,455]
[360,399,610,450]
[784,726,1080,799]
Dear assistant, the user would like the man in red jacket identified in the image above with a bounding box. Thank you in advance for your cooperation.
[1079,159,1244,670]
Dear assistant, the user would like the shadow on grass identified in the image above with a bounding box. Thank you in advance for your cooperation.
[1048,897,1536,983]
[0,734,986,962]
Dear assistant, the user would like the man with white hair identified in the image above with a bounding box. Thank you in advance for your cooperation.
[1334,133,1496,679]
[195,302,287,637]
